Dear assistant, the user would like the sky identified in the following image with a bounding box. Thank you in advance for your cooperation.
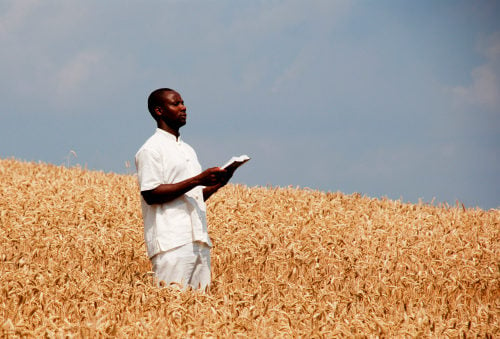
[1,0,499,209]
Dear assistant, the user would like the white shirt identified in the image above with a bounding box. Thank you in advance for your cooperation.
[135,128,212,258]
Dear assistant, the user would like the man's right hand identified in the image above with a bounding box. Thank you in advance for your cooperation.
[197,167,228,186]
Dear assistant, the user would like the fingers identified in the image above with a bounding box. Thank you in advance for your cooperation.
[201,167,228,186]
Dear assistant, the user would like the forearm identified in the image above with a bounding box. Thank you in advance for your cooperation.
[203,183,223,201]
[142,176,202,205]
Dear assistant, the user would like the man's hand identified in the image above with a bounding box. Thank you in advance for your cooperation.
[219,166,235,185]
[197,167,228,186]
[201,167,235,201]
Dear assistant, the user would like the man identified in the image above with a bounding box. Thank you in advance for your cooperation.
[135,88,232,291]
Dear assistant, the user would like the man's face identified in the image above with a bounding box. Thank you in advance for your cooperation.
[157,91,187,128]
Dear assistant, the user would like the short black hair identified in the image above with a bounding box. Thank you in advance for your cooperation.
[147,88,175,119]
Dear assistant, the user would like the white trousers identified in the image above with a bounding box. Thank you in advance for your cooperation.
[151,241,211,291]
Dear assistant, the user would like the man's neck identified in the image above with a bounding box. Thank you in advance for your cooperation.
[157,122,180,140]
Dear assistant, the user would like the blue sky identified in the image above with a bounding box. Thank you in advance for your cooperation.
[1,1,499,209]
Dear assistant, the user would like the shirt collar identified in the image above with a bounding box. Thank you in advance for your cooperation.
[156,128,181,142]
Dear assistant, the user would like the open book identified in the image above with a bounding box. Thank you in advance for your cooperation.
[221,155,250,171]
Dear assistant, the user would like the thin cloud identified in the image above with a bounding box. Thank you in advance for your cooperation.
[229,0,348,35]
[55,50,104,100]
[450,32,500,110]
[0,0,40,38]
[271,44,316,93]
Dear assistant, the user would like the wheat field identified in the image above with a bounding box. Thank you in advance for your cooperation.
[0,158,498,337]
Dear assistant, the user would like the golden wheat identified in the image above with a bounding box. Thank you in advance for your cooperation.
[0,158,498,337]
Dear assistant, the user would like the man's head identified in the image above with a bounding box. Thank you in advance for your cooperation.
[147,88,187,131]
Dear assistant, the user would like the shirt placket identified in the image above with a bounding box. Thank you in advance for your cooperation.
[177,141,204,241]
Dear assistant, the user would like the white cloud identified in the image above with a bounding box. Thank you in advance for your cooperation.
[482,31,500,60]
[0,0,40,39]
[55,50,104,98]
[450,32,500,110]
[271,44,316,93]
[0,1,87,41]
[0,1,100,114]
[451,65,499,109]
[222,0,351,93]
[247,0,348,33]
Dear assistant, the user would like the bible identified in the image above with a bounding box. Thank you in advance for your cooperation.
[221,155,250,171]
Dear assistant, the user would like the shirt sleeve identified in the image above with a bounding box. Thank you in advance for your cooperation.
[135,148,163,191]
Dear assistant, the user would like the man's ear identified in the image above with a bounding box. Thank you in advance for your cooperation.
[153,106,163,118]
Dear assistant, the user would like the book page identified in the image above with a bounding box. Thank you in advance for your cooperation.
[221,155,250,170]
